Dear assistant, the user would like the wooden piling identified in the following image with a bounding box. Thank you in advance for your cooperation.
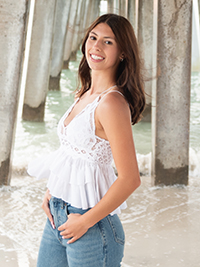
[22,0,57,121]
[138,0,153,122]
[63,0,79,69]
[49,0,72,90]
[119,0,128,17]
[82,0,93,35]
[114,0,120,14]
[0,0,28,185]
[151,0,192,186]
[91,0,101,23]
[128,0,136,29]
[70,0,85,62]
[107,0,114,13]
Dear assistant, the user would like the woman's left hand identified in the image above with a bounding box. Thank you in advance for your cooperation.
[58,213,89,244]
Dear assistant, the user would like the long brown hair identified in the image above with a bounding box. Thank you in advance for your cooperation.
[77,13,146,125]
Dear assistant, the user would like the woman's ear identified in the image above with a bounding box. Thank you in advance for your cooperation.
[120,54,125,62]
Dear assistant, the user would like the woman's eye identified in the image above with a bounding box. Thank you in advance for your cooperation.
[90,35,96,40]
[105,40,112,45]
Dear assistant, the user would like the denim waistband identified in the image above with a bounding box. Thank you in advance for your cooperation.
[50,196,90,215]
[50,197,68,208]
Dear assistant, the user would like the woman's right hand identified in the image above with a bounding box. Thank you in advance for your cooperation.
[41,189,55,229]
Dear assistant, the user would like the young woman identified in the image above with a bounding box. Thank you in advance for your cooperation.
[28,13,145,267]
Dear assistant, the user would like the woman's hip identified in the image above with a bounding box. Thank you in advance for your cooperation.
[49,196,125,266]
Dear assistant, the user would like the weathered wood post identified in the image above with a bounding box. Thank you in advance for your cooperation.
[108,0,114,13]
[192,0,200,72]
[138,0,153,121]
[151,0,192,186]
[119,0,128,17]
[128,0,136,29]
[92,0,101,21]
[80,0,101,35]
[0,0,28,185]
[113,0,120,14]
[63,0,79,69]
[49,0,72,90]
[22,0,57,121]
[82,0,94,33]
[62,0,100,70]
[70,0,85,61]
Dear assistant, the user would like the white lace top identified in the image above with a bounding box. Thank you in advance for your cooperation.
[27,89,127,215]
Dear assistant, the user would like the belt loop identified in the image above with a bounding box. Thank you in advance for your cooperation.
[66,203,69,215]
[61,199,65,209]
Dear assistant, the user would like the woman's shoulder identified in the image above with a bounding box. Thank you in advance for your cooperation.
[97,89,131,123]
[100,89,129,110]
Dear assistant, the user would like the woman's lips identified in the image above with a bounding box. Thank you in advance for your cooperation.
[90,54,104,61]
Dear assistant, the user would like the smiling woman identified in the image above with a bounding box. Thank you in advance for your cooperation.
[27,13,145,267]
[78,14,145,125]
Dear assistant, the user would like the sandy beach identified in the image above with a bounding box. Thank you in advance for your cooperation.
[1,175,200,267]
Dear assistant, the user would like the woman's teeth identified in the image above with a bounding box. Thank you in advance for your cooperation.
[91,54,103,60]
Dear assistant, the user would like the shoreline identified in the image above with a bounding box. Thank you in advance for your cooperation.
[1,175,200,267]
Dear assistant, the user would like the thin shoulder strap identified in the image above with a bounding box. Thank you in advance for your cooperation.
[99,85,117,97]
[101,90,125,99]
[100,90,130,109]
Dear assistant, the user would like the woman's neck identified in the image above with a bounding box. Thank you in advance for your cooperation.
[89,70,116,95]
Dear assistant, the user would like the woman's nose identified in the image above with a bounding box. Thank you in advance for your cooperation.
[93,40,101,50]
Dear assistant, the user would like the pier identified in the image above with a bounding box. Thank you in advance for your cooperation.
[0,0,199,186]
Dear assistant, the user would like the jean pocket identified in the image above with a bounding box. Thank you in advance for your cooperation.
[67,205,90,215]
[49,197,54,216]
[107,215,125,245]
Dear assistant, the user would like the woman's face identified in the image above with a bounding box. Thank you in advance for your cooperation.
[85,23,122,73]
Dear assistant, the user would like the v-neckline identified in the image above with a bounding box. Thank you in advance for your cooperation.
[63,96,98,128]
[63,85,117,128]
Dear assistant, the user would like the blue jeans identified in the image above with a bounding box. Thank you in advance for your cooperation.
[37,197,125,267]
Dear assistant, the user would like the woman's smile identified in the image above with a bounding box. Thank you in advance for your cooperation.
[90,53,105,62]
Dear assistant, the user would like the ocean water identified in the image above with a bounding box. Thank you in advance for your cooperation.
[0,53,199,267]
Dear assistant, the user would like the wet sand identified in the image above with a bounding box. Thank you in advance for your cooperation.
[0,175,200,267]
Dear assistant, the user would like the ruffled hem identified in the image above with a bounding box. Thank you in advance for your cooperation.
[27,146,127,215]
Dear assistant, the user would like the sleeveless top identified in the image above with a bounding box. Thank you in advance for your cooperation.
[27,88,127,215]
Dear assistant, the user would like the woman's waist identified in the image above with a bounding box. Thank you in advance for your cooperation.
[58,144,113,165]
[49,197,123,219]
[50,197,90,215]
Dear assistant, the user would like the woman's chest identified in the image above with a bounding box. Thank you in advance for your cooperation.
[64,95,99,128]
[59,105,96,149]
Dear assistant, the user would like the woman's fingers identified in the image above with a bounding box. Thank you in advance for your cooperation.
[41,190,55,229]
[42,200,55,229]
[67,236,78,244]
[61,232,73,239]
[58,214,88,244]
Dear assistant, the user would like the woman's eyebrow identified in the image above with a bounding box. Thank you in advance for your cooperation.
[90,31,115,40]
[90,31,98,36]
